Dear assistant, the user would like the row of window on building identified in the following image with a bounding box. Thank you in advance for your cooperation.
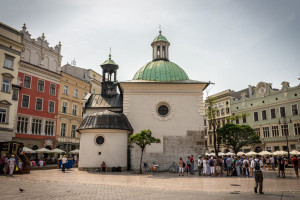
[61,102,79,116]
[16,116,55,136]
[16,116,78,138]
[20,95,55,113]
[253,105,298,122]
[23,75,57,95]
[60,123,77,138]
[63,85,87,99]
[254,123,300,138]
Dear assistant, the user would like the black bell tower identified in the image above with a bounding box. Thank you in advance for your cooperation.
[100,54,119,97]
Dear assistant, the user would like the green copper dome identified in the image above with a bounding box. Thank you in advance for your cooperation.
[102,57,116,65]
[133,60,189,82]
[152,32,169,43]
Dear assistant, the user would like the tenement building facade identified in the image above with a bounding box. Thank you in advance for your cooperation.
[57,67,90,152]
[13,24,62,150]
[61,64,102,95]
[231,81,300,152]
[205,86,255,153]
[0,22,23,142]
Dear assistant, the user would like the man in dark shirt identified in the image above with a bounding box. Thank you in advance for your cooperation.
[0,154,6,175]
[291,155,299,178]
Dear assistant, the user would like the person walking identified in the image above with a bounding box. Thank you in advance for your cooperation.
[278,156,285,178]
[202,157,207,176]
[251,155,263,194]
[209,157,215,176]
[8,155,16,177]
[62,155,68,172]
[197,156,203,176]
[215,156,222,176]
[0,154,6,175]
[226,156,233,176]
[270,155,275,171]
[186,157,191,175]
[235,157,242,176]
[243,157,250,177]
[190,155,195,175]
[206,157,211,176]
[179,157,184,176]
[291,155,299,178]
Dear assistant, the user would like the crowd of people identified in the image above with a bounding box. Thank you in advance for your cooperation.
[178,154,299,194]
[178,154,300,178]
[0,154,22,176]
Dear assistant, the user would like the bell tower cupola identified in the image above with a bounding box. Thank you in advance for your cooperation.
[100,52,119,97]
[151,29,170,61]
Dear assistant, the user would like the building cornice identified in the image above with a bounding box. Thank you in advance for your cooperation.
[0,43,21,56]
[19,61,61,83]
[0,35,23,50]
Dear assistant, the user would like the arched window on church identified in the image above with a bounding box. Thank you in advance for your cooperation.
[157,46,160,58]
[162,46,165,58]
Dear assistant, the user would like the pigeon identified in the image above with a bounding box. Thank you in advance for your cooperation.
[19,188,24,192]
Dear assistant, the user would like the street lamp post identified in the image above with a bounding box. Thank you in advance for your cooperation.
[278,116,292,161]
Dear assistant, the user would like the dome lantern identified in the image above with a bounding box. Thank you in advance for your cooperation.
[151,30,170,61]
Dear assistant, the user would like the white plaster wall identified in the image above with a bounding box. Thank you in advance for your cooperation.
[122,83,206,154]
[78,129,130,168]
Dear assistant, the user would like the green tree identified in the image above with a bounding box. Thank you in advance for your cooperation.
[205,96,222,156]
[128,129,161,174]
[217,123,261,154]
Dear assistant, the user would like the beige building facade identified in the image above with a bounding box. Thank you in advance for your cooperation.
[57,70,90,152]
[61,64,102,95]
[0,22,23,142]
[205,86,255,154]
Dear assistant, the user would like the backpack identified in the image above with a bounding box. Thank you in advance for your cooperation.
[293,158,298,166]
[245,161,249,168]
[209,160,214,166]
[254,160,260,171]
[216,159,220,166]
[182,161,186,168]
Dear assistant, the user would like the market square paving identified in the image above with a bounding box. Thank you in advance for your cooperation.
[0,168,300,200]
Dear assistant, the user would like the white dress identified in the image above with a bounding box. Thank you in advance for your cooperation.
[203,160,207,174]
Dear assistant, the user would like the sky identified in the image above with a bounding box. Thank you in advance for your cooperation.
[1,0,299,95]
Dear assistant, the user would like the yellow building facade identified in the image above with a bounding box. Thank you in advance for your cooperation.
[0,22,23,142]
[87,69,102,94]
[57,71,90,152]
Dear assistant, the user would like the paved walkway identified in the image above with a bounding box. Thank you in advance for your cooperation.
[0,168,299,199]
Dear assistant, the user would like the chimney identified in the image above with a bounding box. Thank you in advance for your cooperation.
[248,85,252,98]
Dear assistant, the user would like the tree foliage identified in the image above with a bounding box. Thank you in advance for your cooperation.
[128,129,160,174]
[217,123,261,154]
[205,96,222,156]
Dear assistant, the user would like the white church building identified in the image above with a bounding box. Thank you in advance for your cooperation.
[78,31,209,171]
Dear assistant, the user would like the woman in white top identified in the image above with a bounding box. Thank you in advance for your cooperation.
[203,157,207,176]
[8,155,16,176]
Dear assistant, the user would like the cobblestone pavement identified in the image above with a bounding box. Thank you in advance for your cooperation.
[0,168,300,200]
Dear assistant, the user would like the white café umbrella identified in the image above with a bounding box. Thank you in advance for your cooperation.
[226,152,235,156]
[22,147,36,153]
[35,148,51,153]
[259,151,273,156]
[290,150,300,155]
[273,150,288,156]
[245,151,257,156]
[218,152,226,156]
[69,149,80,154]
[50,148,66,153]
[237,152,244,156]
